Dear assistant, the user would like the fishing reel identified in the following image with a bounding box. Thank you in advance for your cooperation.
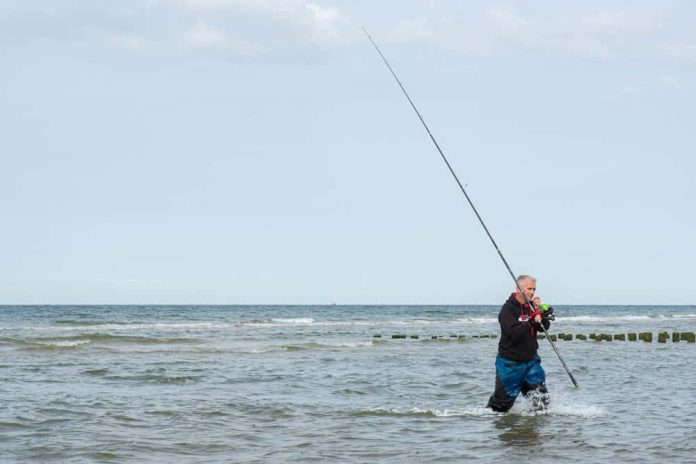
[540,304,556,321]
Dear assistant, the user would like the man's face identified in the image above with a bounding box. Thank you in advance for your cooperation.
[519,279,536,302]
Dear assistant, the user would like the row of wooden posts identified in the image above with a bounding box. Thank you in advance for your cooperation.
[375,331,696,343]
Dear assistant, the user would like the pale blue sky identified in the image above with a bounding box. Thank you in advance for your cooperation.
[2,1,694,304]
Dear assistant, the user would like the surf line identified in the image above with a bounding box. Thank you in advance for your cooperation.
[363,28,579,388]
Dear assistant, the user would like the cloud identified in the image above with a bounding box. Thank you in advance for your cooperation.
[305,3,343,43]
[657,74,680,88]
[385,17,436,44]
[618,84,641,96]
[582,10,661,35]
[165,0,347,46]
[3,1,696,62]
[385,5,532,55]
[0,0,349,57]
[117,0,349,54]
[659,41,696,60]
[484,5,528,36]
[380,3,691,61]
[110,35,152,52]
[185,21,230,49]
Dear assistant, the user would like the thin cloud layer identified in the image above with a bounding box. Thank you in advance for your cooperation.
[166,0,347,51]
[2,1,695,61]
[2,0,348,56]
[383,4,676,60]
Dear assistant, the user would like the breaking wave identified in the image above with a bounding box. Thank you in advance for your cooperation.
[351,406,497,417]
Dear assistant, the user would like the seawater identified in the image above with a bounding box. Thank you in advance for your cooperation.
[1,305,695,463]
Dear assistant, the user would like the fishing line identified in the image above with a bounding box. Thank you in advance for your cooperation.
[363,28,578,388]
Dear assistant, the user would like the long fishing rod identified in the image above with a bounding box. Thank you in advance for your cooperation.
[363,28,579,388]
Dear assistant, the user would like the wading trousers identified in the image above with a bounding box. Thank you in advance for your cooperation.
[487,355,549,412]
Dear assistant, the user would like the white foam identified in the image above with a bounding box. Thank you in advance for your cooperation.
[269,318,315,324]
[235,346,290,354]
[411,407,498,417]
[361,406,497,417]
[229,340,375,354]
[512,394,607,418]
[556,314,696,323]
[546,403,606,418]
[318,341,374,349]
[453,317,498,324]
[558,315,652,323]
[29,322,220,332]
[36,340,91,347]
[363,400,606,418]
[13,312,696,335]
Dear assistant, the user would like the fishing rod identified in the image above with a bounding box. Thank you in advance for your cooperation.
[363,28,579,388]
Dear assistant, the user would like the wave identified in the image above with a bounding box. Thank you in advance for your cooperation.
[542,403,606,418]
[7,319,321,332]
[54,319,144,326]
[88,339,378,355]
[243,318,498,328]
[0,333,201,350]
[3,312,695,336]
[237,314,696,327]
[353,402,606,418]
[510,395,607,418]
[74,333,200,344]
[34,339,92,348]
[32,322,219,332]
[352,407,496,418]
[235,340,375,354]
[96,373,203,384]
[82,368,109,376]
[0,421,30,430]
[452,318,498,324]
[270,318,315,324]
[81,366,203,384]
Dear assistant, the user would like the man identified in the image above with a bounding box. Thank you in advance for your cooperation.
[487,275,551,412]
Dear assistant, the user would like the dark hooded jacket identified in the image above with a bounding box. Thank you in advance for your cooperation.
[497,293,551,362]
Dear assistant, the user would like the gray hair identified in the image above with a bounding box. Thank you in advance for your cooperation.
[516,275,536,286]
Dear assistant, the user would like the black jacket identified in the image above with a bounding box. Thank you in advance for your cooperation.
[496,293,551,362]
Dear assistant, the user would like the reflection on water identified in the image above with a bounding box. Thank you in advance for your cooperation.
[495,414,543,447]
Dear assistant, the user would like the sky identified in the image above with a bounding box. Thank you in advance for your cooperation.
[1,0,695,305]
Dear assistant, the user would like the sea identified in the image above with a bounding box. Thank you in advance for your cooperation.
[1,304,695,463]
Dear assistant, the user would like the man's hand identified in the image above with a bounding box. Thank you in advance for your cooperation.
[531,297,543,324]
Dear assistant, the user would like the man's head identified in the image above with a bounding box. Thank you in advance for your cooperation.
[515,275,537,304]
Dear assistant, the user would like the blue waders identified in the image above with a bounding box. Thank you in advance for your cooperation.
[487,355,549,412]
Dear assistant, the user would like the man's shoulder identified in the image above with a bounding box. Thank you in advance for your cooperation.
[500,297,519,313]
[502,295,519,307]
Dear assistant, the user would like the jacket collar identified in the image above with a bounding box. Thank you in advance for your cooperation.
[509,292,531,309]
